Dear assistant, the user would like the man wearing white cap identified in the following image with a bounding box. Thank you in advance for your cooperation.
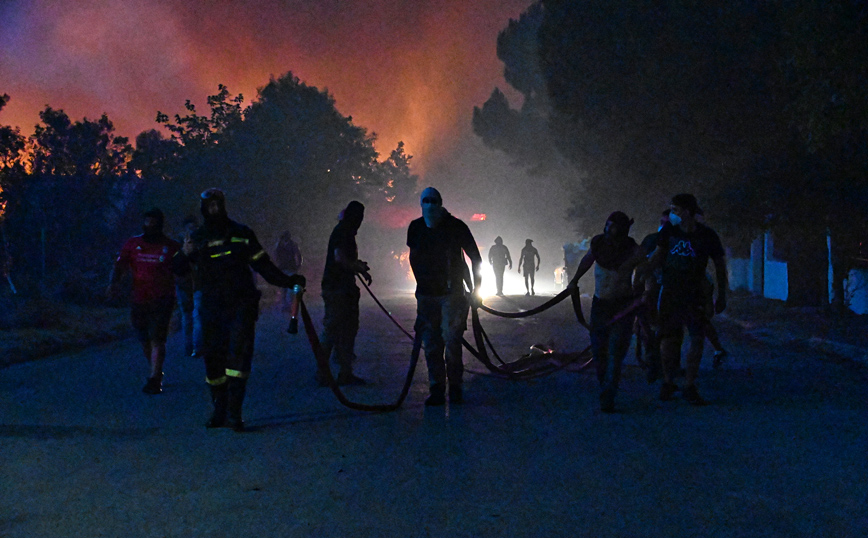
[407,187,482,406]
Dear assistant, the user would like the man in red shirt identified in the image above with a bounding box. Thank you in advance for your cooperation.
[107,208,181,394]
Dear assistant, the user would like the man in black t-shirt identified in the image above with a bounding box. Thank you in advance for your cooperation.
[408,187,482,406]
[518,239,541,296]
[488,236,512,296]
[318,201,372,387]
[650,194,727,405]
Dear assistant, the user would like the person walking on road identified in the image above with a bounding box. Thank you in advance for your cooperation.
[273,230,303,313]
[568,211,643,412]
[408,187,482,406]
[649,193,727,405]
[175,215,199,357]
[107,208,181,395]
[176,188,306,431]
[488,236,512,296]
[518,239,540,296]
[317,201,373,387]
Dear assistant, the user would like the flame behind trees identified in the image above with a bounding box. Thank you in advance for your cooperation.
[140,72,418,248]
[0,71,419,297]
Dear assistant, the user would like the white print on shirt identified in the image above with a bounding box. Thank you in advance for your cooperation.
[670,240,696,258]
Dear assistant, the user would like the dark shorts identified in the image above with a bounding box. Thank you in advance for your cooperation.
[657,286,706,341]
[131,296,175,344]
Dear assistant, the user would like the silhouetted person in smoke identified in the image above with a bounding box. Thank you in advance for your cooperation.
[649,193,727,406]
[273,230,303,313]
[107,208,180,395]
[408,187,482,406]
[488,236,512,296]
[635,209,671,383]
[518,239,540,295]
[317,201,372,387]
[176,214,199,357]
[568,212,644,412]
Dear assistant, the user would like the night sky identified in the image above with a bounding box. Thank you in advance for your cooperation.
[0,0,572,283]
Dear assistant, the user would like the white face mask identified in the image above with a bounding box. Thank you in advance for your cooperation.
[668,213,682,226]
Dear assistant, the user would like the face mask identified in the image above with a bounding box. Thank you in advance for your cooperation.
[423,206,444,228]
[142,225,161,241]
[668,213,682,226]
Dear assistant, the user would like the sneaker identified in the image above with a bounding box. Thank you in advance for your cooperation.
[425,385,446,406]
[206,413,226,428]
[682,385,707,406]
[449,385,463,404]
[659,382,678,402]
[713,350,728,369]
[525,292,530,296]
[227,418,245,432]
[142,377,162,395]
[336,372,368,386]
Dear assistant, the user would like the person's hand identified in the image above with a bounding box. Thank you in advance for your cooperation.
[715,295,727,314]
[291,274,307,289]
[468,292,482,309]
[182,232,195,256]
[360,270,373,286]
[642,290,655,307]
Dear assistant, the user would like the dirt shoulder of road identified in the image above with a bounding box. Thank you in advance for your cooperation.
[720,290,868,365]
[0,299,131,369]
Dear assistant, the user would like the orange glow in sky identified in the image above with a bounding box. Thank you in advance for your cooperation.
[0,0,531,176]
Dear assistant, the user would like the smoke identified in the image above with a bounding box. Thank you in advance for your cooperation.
[1,0,580,291]
[0,0,532,174]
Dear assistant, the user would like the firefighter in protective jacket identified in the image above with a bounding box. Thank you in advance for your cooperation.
[176,188,306,431]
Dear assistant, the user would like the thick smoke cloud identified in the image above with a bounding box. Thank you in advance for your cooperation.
[1,0,530,173]
[1,0,573,293]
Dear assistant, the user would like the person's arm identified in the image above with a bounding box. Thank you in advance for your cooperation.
[517,252,523,272]
[335,246,372,285]
[106,242,130,299]
[506,248,512,270]
[712,254,727,313]
[535,249,540,271]
[567,250,595,289]
[460,225,483,292]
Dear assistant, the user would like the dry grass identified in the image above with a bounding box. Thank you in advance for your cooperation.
[0,300,131,368]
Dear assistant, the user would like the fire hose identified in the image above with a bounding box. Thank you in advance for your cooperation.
[293,278,646,411]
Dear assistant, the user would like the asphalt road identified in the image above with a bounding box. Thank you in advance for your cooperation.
[3,291,867,537]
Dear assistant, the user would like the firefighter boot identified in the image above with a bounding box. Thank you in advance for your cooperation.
[206,383,228,428]
[227,377,248,432]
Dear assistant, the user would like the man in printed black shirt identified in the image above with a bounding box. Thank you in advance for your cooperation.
[650,193,727,405]
[317,201,372,387]
[407,187,482,406]
[176,188,306,431]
